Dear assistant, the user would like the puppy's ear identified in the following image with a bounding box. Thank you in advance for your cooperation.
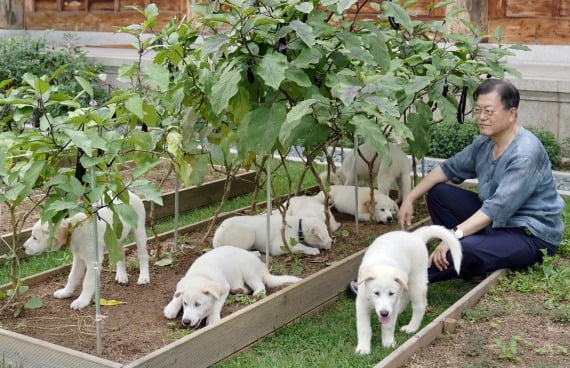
[174,291,182,298]
[202,283,223,300]
[356,267,376,285]
[53,220,70,248]
[394,271,409,291]
[362,200,372,215]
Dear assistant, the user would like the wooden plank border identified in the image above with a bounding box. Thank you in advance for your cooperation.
[0,328,121,368]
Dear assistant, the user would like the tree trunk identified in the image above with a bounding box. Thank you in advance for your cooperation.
[446,0,488,36]
[0,0,24,29]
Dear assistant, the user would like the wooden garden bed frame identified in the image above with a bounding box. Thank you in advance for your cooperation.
[0,184,505,368]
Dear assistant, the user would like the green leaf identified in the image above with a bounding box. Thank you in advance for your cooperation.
[211,67,242,116]
[295,2,314,13]
[74,76,94,98]
[285,66,312,87]
[200,34,229,55]
[332,82,361,106]
[104,223,123,266]
[337,0,358,13]
[128,180,163,206]
[64,130,107,156]
[23,297,43,309]
[238,105,287,154]
[286,99,318,123]
[125,95,145,120]
[350,115,387,149]
[255,52,288,90]
[290,20,315,47]
[383,1,412,30]
[112,203,139,230]
[142,64,170,92]
[228,86,250,124]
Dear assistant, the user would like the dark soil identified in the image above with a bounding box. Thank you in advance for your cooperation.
[0,196,430,364]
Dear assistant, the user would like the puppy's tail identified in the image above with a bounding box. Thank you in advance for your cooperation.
[413,225,463,274]
[263,273,302,289]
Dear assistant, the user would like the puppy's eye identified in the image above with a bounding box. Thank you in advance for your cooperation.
[374,291,380,297]
[183,301,187,307]
[194,302,201,307]
[389,292,395,296]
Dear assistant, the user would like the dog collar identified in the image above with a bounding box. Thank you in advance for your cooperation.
[298,218,305,243]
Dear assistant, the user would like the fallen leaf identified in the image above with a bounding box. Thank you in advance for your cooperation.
[99,298,127,306]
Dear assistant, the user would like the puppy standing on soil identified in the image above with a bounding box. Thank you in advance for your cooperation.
[355,225,463,354]
[314,185,399,224]
[163,246,301,327]
[321,143,411,203]
[23,191,150,309]
[212,213,332,256]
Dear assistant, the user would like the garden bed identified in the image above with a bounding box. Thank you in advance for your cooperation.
[0,190,429,367]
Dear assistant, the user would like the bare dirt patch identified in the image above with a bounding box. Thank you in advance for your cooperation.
[404,269,570,368]
[0,203,429,364]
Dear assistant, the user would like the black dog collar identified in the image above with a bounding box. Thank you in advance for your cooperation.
[298,218,305,243]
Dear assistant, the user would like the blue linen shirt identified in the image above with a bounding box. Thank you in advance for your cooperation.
[440,126,565,246]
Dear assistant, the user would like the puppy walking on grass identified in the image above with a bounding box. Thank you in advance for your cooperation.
[355,225,462,354]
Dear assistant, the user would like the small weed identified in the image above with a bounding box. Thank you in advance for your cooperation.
[532,362,556,368]
[166,328,194,340]
[534,347,549,355]
[226,293,261,306]
[461,333,487,357]
[126,259,140,272]
[462,304,506,323]
[550,305,570,323]
[495,335,523,362]
[555,345,568,355]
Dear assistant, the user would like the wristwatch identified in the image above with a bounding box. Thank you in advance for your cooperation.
[453,226,464,239]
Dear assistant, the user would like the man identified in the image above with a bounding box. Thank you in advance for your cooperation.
[398,78,564,282]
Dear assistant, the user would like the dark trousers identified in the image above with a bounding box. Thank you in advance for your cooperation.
[426,183,558,283]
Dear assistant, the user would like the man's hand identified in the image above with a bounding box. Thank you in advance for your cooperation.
[428,242,450,271]
[398,199,414,230]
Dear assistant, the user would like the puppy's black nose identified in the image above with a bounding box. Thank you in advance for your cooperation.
[182,319,191,326]
[380,311,389,317]
[386,216,393,223]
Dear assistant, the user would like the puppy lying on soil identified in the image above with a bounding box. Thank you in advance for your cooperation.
[284,195,341,232]
[23,191,150,309]
[163,246,301,327]
[212,213,332,256]
[314,185,398,223]
[355,225,463,353]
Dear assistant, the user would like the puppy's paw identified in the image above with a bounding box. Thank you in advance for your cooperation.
[163,304,179,319]
[400,324,419,334]
[305,248,320,256]
[115,272,129,284]
[53,288,73,299]
[137,274,150,285]
[355,344,371,355]
[382,339,396,348]
[70,298,91,309]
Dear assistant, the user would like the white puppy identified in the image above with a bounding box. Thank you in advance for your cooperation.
[163,246,301,327]
[212,213,332,256]
[355,225,463,354]
[314,185,398,223]
[322,143,411,203]
[23,191,150,309]
[285,195,341,232]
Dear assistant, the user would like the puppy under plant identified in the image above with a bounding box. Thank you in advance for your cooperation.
[23,191,149,309]
[212,213,332,256]
[163,246,301,327]
[314,185,398,224]
[355,225,463,354]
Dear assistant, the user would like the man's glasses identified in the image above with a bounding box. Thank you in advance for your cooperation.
[473,107,497,117]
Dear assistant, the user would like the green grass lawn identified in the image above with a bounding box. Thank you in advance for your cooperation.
[214,280,475,368]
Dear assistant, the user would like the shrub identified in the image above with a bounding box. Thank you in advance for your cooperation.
[0,33,108,115]
[427,120,479,159]
[527,126,562,170]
